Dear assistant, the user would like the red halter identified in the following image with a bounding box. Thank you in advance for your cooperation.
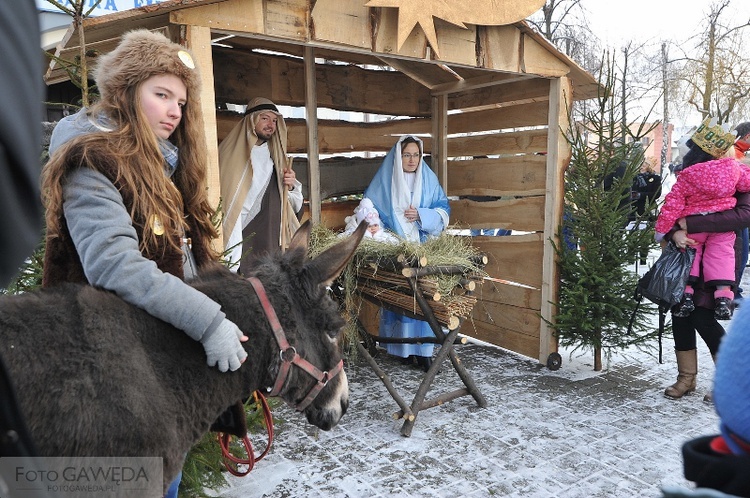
[247,277,344,412]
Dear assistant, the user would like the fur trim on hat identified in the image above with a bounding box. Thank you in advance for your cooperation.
[94,29,201,104]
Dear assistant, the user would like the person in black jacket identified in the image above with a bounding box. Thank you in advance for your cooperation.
[0,2,46,497]
[0,0,43,286]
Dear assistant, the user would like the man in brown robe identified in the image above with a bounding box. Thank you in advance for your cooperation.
[219,97,303,274]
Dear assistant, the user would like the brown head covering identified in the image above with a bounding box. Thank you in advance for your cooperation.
[218,97,299,250]
[94,29,201,103]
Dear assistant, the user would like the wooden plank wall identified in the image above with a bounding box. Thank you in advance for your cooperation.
[209,48,561,361]
[444,87,552,360]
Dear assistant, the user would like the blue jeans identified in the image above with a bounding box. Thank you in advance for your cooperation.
[164,471,181,498]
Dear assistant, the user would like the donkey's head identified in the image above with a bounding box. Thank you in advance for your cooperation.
[250,221,366,430]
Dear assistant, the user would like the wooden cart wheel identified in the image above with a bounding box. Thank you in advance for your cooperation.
[546,352,562,371]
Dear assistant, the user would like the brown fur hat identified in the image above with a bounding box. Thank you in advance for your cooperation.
[93,29,201,104]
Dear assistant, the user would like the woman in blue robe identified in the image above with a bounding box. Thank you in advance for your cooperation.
[364,136,450,371]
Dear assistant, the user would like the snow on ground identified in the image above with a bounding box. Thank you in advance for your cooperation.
[213,255,746,498]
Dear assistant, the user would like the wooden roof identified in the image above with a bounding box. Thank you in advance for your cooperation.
[45,0,598,103]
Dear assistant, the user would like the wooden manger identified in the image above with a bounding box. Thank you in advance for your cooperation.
[347,250,489,437]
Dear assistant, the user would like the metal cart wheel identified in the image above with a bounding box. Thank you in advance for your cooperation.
[546,352,562,371]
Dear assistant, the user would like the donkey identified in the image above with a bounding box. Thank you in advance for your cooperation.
[0,220,365,492]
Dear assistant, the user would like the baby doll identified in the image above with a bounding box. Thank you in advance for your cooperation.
[342,198,398,243]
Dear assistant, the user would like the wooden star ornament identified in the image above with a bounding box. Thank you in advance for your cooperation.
[365,0,546,57]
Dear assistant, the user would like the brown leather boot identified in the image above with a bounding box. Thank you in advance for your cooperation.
[703,354,716,404]
[664,349,697,399]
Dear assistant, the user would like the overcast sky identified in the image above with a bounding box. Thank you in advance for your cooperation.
[585,0,749,46]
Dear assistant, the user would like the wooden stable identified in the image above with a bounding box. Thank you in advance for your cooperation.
[45,0,598,367]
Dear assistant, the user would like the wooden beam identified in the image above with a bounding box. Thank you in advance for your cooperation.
[433,18,477,66]
[319,200,360,230]
[468,316,539,358]
[265,0,309,41]
[449,197,545,232]
[183,25,222,245]
[472,233,544,289]
[448,78,551,111]
[447,155,547,197]
[170,0,264,34]
[448,129,548,157]
[474,279,542,311]
[432,94,448,188]
[522,33,570,78]
[311,0,370,49]
[304,46,321,224]
[212,48,433,117]
[476,25,521,73]
[469,300,542,337]
[431,73,534,96]
[539,76,572,365]
[376,56,448,89]
[216,112,433,153]
[259,156,381,201]
[447,101,549,135]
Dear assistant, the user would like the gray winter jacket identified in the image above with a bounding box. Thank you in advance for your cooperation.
[49,109,224,342]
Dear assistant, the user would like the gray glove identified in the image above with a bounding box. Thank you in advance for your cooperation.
[200,318,247,372]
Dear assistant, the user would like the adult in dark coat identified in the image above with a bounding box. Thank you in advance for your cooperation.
[0,0,43,286]
[663,134,750,402]
[0,3,45,496]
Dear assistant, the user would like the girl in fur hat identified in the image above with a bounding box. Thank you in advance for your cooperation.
[43,30,248,497]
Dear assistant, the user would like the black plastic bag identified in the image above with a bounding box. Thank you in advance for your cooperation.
[637,241,696,308]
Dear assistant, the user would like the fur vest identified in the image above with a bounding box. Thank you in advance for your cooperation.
[43,143,215,288]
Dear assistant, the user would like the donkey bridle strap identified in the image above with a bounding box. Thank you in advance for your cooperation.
[247,277,344,412]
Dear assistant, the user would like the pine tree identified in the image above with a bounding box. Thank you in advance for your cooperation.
[550,57,661,370]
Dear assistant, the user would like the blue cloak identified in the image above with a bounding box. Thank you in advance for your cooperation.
[364,136,450,358]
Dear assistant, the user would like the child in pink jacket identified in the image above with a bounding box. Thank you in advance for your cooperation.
[656,154,750,319]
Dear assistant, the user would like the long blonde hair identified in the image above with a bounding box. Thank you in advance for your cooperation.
[43,77,218,257]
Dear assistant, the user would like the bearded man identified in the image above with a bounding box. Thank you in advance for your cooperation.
[219,97,303,274]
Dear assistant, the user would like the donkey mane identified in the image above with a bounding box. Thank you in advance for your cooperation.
[0,221,366,491]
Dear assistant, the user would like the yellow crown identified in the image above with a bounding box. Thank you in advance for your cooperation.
[691,117,736,157]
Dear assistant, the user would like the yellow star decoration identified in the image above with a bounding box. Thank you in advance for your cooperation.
[365,0,546,57]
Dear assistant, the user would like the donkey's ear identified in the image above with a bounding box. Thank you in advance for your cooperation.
[287,220,312,254]
[306,221,366,288]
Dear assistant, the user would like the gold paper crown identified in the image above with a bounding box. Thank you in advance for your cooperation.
[691,117,736,157]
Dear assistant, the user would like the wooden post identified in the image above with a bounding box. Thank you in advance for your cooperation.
[183,25,221,244]
[431,94,448,188]
[539,76,572,366]
[304,46,321,224]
